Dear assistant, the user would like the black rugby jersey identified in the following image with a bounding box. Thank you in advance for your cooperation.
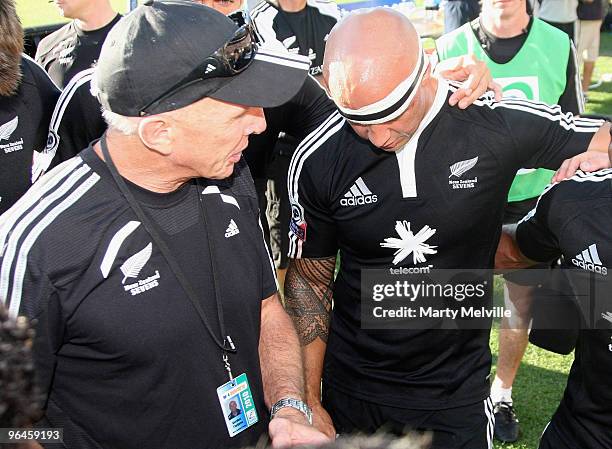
[288,80,603,409]
[516,169,612,449]
[0,147,276,449]
[251,0,340,77]
[35,14,121,88]
[32,68,106,179]
[0,55,59,214]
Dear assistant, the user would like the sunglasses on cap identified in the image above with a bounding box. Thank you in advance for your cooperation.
[138,22,258,116]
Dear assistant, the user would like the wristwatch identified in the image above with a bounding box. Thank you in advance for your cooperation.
[270,398,313,425]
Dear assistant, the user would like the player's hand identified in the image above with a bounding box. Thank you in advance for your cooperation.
[269,407,332,448]
[553,151,612,182]
[435,54,503,109]
[310,401,336,440]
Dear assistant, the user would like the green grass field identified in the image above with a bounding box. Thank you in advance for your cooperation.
[15,2,612,447]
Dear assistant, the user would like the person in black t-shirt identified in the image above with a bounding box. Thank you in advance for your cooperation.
[284,8,611,447]
[0,0,59,214]
[31,0,120,182]
[496,154,612,449]
[251,0,340,77]
[2,3,330,448]
[34,0,120,89]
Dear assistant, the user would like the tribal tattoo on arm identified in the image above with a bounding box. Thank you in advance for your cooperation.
[284,257,336,345]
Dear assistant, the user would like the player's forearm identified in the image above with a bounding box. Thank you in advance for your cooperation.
[586,122,612,152]
[259,293,305,408]
[283,257,336,404]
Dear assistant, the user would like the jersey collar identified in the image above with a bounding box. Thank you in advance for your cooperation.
[395,78,449,198]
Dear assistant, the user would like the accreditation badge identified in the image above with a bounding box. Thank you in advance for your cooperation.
[217,373,259,437]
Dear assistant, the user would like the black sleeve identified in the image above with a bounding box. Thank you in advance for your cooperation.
[56,83,106,162]
[262,76,336,141]
[287,141,338,259]
[498,99,603,170]
[557,42,583,115]
[515,185,562,262]
[280,76,337,139]
[243,76,335,179]
[29,59,61,153]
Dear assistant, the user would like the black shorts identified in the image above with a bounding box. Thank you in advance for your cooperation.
[323,386,494,449]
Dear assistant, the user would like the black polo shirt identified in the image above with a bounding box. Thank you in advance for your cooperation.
[288,80,602,409]
[0,55,59,214]
[516,169,612,449]
[0,146,276,449]
[34,15,121,89]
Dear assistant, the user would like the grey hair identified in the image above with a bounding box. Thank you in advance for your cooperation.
[101,108,141,136]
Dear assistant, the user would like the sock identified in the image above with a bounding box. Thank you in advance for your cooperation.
[490,376,513,404]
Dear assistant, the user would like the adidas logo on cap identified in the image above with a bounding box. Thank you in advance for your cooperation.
[340,177,378,207]
[225,219,240,238]
[571,243,607,275]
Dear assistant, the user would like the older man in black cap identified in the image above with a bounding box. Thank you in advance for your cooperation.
[0,2,328,448]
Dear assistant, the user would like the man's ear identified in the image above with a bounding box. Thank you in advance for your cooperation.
[137,115,173,156]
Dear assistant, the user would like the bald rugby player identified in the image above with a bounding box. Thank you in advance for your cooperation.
[284,8,610,449]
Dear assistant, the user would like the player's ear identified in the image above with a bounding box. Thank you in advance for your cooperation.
[137,115,173,156]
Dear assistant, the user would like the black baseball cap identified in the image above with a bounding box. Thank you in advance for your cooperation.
[95,0,310,116]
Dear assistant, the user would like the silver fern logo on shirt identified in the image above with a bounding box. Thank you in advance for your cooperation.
[448,156,478,190]
[0,116,23,154]
[121,243,161,295]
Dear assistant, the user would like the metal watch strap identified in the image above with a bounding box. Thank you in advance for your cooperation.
[270,398,313,425]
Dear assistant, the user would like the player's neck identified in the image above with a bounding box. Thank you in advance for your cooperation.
[94,137,190,194]
[74,5,117,32]
[278,0,307,12]
[480,10,530,38]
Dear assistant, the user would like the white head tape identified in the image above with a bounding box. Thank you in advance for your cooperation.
[336,39,429,125]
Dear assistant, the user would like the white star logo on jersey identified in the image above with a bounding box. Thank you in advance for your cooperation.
[380,221,437,265]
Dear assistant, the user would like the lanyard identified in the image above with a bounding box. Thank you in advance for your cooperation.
[99,134,237,380]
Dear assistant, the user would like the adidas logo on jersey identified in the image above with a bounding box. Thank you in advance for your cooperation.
[205,63,216,74]
[225,219,240,238]
[572,244,607,275]
[340,177,378,207]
